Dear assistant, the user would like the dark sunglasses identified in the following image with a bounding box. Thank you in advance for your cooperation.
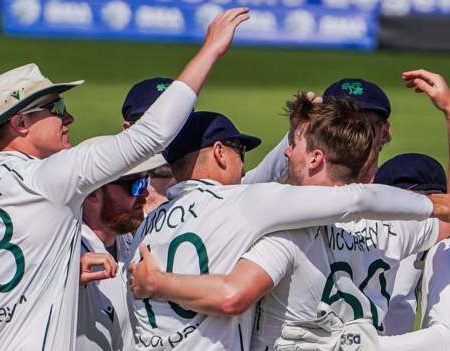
[21,97,67,118]
[110,176,150,197]
[222,139,246,162]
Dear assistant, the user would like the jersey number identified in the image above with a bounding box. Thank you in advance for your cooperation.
[0,209,25,292]
[321,259,390,331]
[144,232,209,327]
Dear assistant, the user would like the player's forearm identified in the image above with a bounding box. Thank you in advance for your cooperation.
[176,46,218,95]
[245,183,433,234]
[32,82,196,204]
[153,273,245,316]
[379,324,450,351]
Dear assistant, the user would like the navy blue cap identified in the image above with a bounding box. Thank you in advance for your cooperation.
[374,153,447,193]
[122,77,174,122]
[163,111,261,164]
[323,78,391,120]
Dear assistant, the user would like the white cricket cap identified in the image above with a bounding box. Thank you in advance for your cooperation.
[0,63,84,124]
[78,136,167,176]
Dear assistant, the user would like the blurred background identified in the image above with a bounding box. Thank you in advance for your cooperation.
[1,0,450,169]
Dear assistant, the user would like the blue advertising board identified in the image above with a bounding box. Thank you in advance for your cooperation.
[308,0,450,16]
[2,0,378,50]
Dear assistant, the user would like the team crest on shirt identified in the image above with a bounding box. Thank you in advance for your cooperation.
[103,306,115,322]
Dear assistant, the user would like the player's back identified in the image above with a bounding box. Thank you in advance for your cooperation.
[133,179,274,351]
[0,153,82,351]
[246,218,438,350]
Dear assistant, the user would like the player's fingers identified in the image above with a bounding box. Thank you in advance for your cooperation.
[231,13,250,27]
[412,78,436,96]
[81,252,117,270]
[305,91,316,101]
[139,243,152,260]
[224,7,249,22]
[402,69,438,85]
[405,80,417,89]
[102,259,117,278]
[80,270,112,285]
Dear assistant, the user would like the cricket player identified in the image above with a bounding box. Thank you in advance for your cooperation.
[121,77,177,214]
[324,77,435,337]
[323,78,391,183]
[374,153,447,335]
[128,106,450,351]
[375,70,450,350]
[76,136,168,351]
[0,8,250,351]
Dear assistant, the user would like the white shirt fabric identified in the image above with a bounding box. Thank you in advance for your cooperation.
[77,224,137,351]
[379,239,450,351]
[382,252,426,335]
[131,179,433,351]
[241,133,288,185]
[242,218,438,350]
[0,81,196,351]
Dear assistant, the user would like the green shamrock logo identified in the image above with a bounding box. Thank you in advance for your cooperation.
[156,83,170,92]
[341,82,364,96]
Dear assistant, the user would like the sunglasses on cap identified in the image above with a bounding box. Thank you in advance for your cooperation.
[110,176,150,197]
[222,139,246,162]
[20,97,68,118]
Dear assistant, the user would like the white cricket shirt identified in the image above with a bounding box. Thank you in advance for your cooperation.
[77,224,137,351]
[382,252,425,335]
[243,218,438,350]
[0,81,196,351]
[132,180,433,351]
[378,239,450,351]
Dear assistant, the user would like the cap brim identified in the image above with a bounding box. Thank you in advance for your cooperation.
[124,154,167,176]
[0,80,84,124]
[357,101,389,119]
[235,134,262,151]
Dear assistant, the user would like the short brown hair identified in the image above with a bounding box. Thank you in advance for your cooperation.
[285,92,374,181]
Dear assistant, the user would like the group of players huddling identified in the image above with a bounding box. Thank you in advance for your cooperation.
[1,8,450,351]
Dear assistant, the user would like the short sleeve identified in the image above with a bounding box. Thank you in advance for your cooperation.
[242,232,295,286]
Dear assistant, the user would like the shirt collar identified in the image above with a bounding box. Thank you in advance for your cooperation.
[166,179,222,200]
[0,151,37,162]
[81,223,109,254]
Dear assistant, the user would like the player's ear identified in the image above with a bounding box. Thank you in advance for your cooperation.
[9,114,30,135]
[309,149,324,171]
[379,121,391,146]
[123,121,132,130]
[212,141,227,169]
[84,188,102,204]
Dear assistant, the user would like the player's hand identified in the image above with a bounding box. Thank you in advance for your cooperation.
[402,69,450,117]
[429,194,450,223]
[80,252,117,285]
[305,91,323,104]
[128,244,163,299]
[201,7,250,60]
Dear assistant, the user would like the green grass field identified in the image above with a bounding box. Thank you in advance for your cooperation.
[2,36,450,169]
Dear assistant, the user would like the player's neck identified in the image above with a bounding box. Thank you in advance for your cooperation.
[1,142,53,159]
[92,227,118,248]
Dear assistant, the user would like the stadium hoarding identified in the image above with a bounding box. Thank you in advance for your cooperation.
[1,0,378,50]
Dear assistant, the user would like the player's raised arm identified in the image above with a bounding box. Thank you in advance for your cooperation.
[403,69,450,238]
[403,69,450,192]
[28,8,250,205]
[178,7,249,94]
